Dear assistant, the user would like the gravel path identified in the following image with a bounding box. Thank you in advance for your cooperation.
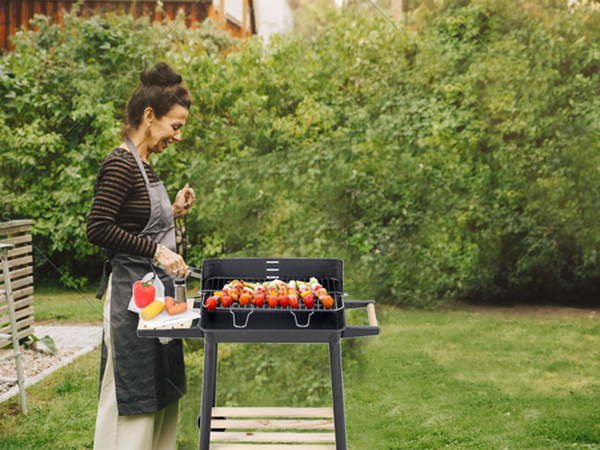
[0,325,102,403]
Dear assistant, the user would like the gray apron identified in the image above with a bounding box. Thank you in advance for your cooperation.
[97,138,186,416]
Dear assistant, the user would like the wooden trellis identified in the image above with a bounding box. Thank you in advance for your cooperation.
[0,220,35,347]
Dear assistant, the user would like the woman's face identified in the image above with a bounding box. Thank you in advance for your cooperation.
[147,104,189,155]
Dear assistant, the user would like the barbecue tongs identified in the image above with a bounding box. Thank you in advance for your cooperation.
[187,266,202,280]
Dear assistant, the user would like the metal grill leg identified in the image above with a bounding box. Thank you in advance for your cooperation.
[0,244,27,415]
[329,338,347,450]
[198,336,218,450]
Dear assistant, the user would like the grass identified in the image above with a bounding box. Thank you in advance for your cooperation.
[1,295,600,449]
[33,287,104,325]
[0,349,99,449]
[342,306,600,449]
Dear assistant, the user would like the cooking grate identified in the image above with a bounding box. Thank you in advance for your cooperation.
[200,276,344,312]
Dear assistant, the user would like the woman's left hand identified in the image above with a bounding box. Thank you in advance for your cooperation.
[173,183,196,218]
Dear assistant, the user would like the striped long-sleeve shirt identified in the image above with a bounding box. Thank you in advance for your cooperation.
[87,148,160,258]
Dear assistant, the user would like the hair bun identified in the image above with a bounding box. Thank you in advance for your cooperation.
[140,62,182,87]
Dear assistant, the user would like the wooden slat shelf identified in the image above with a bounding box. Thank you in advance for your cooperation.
[210,407,336,448]
[212,408,334,419]
[211,446,336,450]
[211,432,335,443]
[211,419,335,430]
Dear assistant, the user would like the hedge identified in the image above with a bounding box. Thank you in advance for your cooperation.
[1,0,599,306]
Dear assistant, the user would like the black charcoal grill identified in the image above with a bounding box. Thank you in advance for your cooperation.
[138,258,379,450]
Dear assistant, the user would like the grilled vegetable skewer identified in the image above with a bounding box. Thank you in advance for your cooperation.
[205,278,331,310]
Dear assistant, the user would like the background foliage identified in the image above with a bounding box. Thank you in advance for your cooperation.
[1,0,599,306]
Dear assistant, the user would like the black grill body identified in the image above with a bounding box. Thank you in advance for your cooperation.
[137,257,379,449]
[196,258,346,342]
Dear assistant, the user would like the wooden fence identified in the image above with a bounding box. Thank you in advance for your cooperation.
[0,0,214,51]
[0,220,35,347]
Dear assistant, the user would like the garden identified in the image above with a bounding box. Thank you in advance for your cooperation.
[1,0,600,448]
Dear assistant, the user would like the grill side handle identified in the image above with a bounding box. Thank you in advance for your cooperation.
[342,300,380,339]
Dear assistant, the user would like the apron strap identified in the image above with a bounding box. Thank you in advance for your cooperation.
[95,260,113,300]
[125,138,151,188]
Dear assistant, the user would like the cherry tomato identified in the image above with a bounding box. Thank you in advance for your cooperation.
[206,296,218,310]
[267,294,279,308]
[289,294,299,309]
[254,294,265,307]
[279,294,289,307]
[321,295,335,309]
[239,292,252,306]
[303,294,315,309]
[222,295,233,307]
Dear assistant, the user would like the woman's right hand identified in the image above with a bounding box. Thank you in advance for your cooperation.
[156,246,189,278]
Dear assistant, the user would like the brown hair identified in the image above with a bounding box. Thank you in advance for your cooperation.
[121,62,193,140]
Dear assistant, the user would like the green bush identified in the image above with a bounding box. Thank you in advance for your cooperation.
[0,8,235,287]
[1,1,600,305]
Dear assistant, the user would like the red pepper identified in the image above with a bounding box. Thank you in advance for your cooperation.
[133,280,156,308]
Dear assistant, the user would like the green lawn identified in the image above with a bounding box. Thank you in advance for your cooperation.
[342,307,600,449]
[1,298,599,449]
[0,349,99,449]
[33,287,104,325]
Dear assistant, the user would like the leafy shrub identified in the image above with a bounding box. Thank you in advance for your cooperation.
[1,1,600,306]
[0,9,235,284]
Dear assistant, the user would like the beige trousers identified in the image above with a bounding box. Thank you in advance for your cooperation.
[93,276,179,450]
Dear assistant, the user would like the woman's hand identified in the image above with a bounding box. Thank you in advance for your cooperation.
[156,246,190,278]
[173,183,196,218]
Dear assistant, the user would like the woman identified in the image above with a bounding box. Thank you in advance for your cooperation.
[87,62,195,449]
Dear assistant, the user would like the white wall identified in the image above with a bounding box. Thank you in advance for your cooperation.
[254,0,294,41]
